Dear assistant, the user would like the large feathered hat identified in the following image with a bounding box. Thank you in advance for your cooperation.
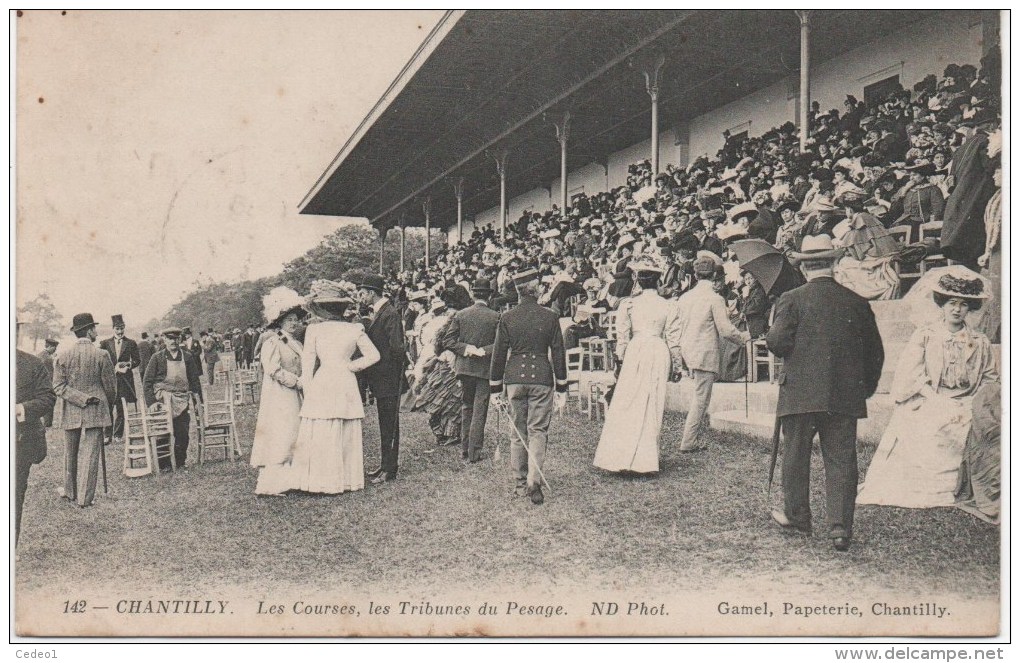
[263,286,306,327]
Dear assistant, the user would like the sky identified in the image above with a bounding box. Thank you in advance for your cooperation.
[15,9,445,332]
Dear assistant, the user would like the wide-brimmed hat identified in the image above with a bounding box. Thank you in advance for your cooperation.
[728,201,759,223]
[70,312,99,333]
[539,229,561,240]
[511,268,540,288]
[408,289,430,303]
[357,274,385,293]
[931,266,990,300]
[616,233,638,250]
[305,280,354,320]
[263,286,306,326]
[790,235,844,262]
[776,199,800,215]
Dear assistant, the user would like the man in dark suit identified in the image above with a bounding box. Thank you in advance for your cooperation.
[490,268,568,506]
[16,331,56,543]
[137,332,154,378]
[766,235,884,552]
[36,338,59,427]
[99,314,142,443]
[442,278,501,463]
[241,326,257,369]
[358,274,405,484]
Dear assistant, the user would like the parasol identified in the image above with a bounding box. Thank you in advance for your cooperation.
[729,239,805,297]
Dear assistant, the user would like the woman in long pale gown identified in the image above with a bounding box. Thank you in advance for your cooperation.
[857,267,998,508]
[290,282,380,494]
[593,263,682,474]
[250,287,307,496]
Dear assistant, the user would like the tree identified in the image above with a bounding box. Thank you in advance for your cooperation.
[18,294,63,351]
[150,222,451,332]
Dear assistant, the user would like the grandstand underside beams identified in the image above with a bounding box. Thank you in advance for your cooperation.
[299,10,997,239]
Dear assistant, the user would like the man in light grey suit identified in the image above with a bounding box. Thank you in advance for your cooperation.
[53,313,117,508]
[674,255,750,452]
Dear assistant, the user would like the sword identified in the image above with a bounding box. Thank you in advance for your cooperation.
[495,397,552,495]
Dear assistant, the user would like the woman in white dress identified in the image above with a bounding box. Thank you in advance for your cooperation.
[593,262,682,474]
[857,267,998,508]
[250,287,307,496]
[290,281,380,494]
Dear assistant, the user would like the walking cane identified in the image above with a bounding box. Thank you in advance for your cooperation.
[766,416,781,499]
[99,429,109,494]
[496,398,553,495]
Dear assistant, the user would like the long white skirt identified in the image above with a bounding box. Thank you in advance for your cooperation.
[289,418,365,494]
[593,335,670,473]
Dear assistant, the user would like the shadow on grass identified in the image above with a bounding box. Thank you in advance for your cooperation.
[16,402,999,600]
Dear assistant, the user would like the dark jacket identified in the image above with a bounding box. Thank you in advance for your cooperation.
[364,299,405,392]
[99,336,141,402]
[766,277,884,419]
[441,302,500,379]
[742,283,770,338]
[137,340,155,378]
[489,296,568,392]
[142,348,203,407]
[942,130,995,264]
[16,350,55,465]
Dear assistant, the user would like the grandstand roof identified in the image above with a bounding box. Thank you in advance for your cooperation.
[299,9,937,230]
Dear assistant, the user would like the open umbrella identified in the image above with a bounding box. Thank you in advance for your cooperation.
[729,239,805,297]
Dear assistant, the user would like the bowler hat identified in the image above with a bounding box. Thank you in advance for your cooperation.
[70,312,99,333]
[471,278,493,294]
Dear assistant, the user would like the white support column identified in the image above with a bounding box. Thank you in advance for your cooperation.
[422,196,432,270]
[796,10,811,153]
[398,214,406,273]
[554,111,571,217]
[453,177,464,243]
[488,149,510,243]
[378,226,386,273]
[642,53,666,175]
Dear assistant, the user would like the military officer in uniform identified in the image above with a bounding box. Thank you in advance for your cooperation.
[490,268,568,505]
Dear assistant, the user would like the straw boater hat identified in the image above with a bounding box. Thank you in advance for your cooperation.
[305,280,354,320]
[539,229,561,240]
[790,235,844,262]
[696,250,723,267]
[728,201,759,223]
[931,266,989,301]
[263,286,306,327]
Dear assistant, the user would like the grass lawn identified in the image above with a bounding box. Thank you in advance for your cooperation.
[14,398,1000,635]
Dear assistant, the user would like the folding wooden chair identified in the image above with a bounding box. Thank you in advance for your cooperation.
[565,348,583,412]
[143,395,177,472]
[122,398,156,477]
[233,368,259,406]
[194,383,241,464]
[921,221,948,273]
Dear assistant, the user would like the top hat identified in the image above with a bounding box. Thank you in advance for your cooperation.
[111,314,125,327]
[70,312,99,333]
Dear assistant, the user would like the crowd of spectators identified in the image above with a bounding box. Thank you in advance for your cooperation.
[385,51,1002,358]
